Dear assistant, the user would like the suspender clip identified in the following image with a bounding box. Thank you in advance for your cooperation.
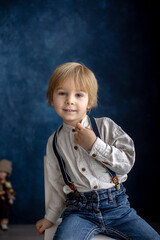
[69,183,77,191]
[115,183,120,191]
[69,184,80,197]
[112,176,120,191]
[74,190,80,198]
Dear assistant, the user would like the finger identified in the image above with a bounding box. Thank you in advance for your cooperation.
[37,230,43,235]
[37,230,44,235]
[75,122,84,131]
[39,225,45,234]
[85,127,91,130]
[36,227,42,235]
[36,222,40,230]
[74,134,78,143]
[36,222,43,234]
[36,226,41,234]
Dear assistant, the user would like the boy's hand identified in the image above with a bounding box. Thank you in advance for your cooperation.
[36,218,53,235]
[74,123,97,151]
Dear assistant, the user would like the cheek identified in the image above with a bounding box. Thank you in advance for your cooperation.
[52,101,61,111]
[52,95,60,108]
[79,99,89,110]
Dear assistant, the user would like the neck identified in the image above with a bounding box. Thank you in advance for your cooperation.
[63,114,87,127]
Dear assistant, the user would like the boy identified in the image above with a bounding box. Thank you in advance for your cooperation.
[36,62,159,239]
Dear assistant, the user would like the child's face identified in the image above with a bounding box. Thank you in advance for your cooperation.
[0,171,7,179]
[52,78,90,126]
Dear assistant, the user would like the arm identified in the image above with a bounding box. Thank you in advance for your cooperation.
[44,153,66,224]
[36,135,66,234]
[90,124,135,175]
[75,118,135,175]
[5,181,16,204]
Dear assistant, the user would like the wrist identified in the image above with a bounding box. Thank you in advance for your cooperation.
[88,137,97,151]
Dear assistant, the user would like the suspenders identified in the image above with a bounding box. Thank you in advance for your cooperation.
[52,125,77,191]
[52,117,120,193]
[89,117,120,191]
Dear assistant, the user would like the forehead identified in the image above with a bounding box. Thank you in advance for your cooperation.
[56,77,87,92]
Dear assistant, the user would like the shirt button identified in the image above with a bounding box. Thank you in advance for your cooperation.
[74,146,78,150]
[81,168,86,172]
[93,185,98,189]
[72,129,76,132]
[92,154,96,157]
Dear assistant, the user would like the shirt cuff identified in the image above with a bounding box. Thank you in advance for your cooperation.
[45,208,61,224]
[89,137,111,162]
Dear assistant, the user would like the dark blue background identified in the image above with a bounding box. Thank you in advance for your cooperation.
[0,0,159,224]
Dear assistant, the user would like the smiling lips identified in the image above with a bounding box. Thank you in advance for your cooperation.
[63,108,77,112]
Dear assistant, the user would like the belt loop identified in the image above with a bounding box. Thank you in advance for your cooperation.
[107,188,113,202]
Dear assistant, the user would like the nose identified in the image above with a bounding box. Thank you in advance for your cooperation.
[65,95,75,105]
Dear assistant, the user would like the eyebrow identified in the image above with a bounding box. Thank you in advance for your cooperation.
[56,88,64,91]
[56,88,86,93]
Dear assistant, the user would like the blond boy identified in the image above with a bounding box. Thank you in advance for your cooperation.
[36,63,159,239]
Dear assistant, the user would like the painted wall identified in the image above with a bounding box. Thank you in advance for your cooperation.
[0,0,159,223]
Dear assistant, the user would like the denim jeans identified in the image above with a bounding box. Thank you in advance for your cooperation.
[53,184,160,240]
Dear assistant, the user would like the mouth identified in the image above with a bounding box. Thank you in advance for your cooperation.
[63,109,77,112]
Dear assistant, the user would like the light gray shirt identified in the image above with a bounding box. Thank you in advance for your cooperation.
[45,115,135,223]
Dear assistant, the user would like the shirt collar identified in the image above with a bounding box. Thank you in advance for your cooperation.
[62,115,90,133]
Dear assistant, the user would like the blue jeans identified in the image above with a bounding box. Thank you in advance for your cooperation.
[53,184,160,240]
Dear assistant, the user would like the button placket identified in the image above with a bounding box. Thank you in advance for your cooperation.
[72,129,79,151]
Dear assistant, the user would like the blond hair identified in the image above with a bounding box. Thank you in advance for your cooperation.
[46,62,98,109]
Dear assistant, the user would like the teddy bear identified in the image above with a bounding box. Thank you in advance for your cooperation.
[0,159,15,231]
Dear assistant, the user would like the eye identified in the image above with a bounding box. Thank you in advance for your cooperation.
[76,93,84,98]
[58,91,66,96]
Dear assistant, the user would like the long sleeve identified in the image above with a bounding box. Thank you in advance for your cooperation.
[44,116,135,200]
[89,118,135,175]
[44,135,66,224]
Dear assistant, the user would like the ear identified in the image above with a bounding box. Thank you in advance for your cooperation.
[87,102,91,111]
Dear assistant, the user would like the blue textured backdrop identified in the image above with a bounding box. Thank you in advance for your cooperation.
[0,0,159,223]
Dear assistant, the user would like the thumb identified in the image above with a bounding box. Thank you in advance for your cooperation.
[36,222,45,235]
[39,225,45,235]
[76,122,84,131]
